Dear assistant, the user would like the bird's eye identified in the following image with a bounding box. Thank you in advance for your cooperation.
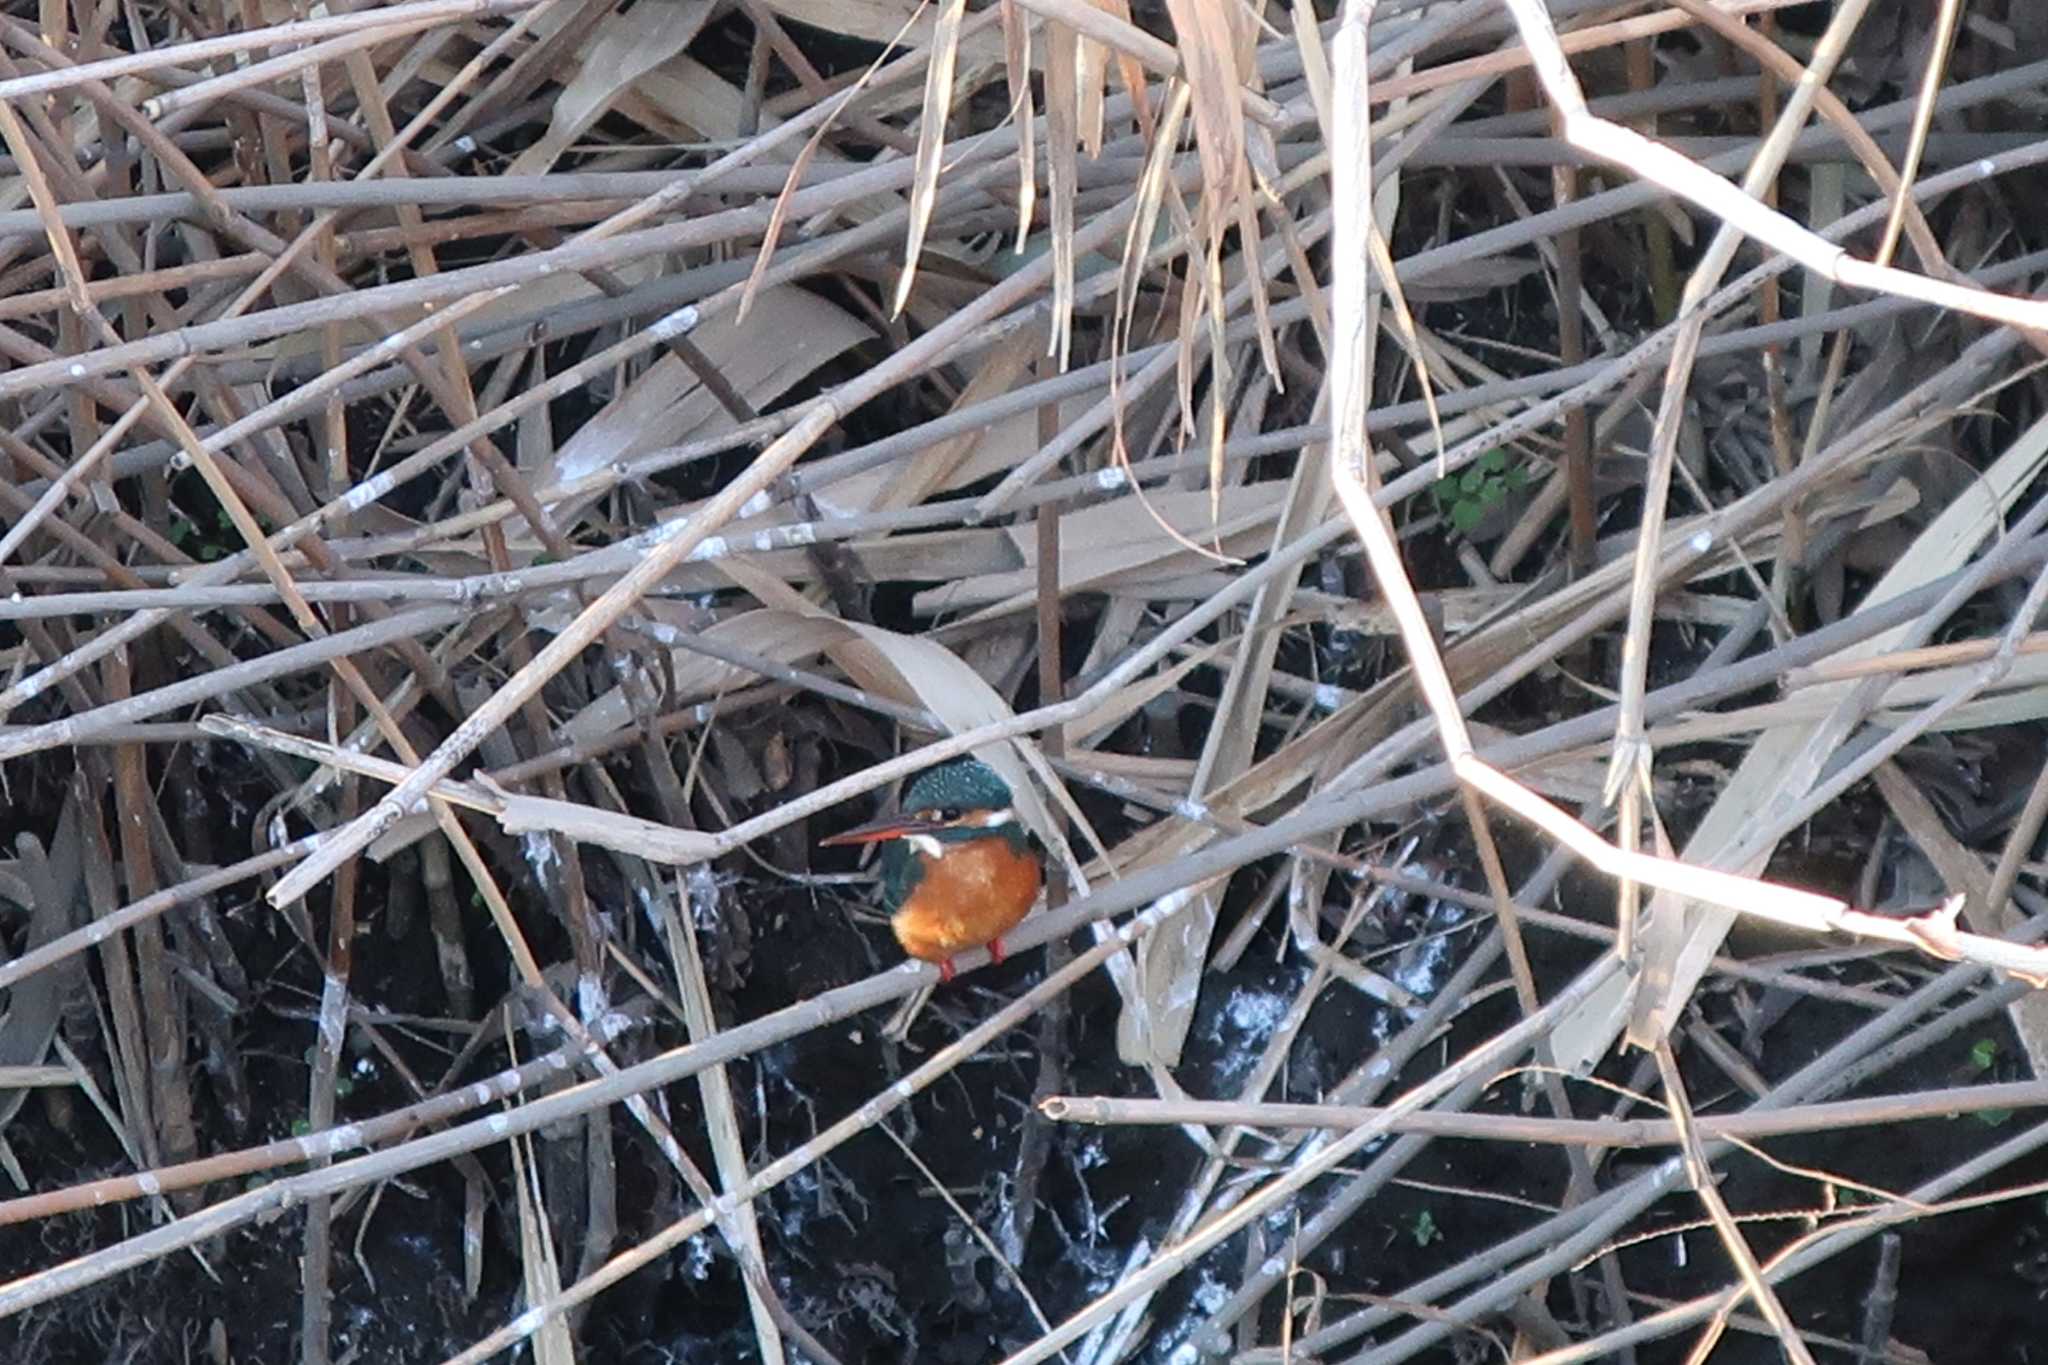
[939,807,961,822]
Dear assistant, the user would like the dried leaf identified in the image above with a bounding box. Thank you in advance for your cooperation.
[509,0,713,175]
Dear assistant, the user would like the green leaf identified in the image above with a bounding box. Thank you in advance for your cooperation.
[1976,1108,2014,1127]
[1410,1209,1439,1246]
[1450,500,1485,532]
[1971,1037,1998,1071]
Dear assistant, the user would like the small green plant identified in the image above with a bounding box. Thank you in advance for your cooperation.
[1408,1208,1440,1247]
[168,506,249,561]
[1965,1038,2012,1125]
[1432,448,1529,536]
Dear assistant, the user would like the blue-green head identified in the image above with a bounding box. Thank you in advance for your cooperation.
[900,758,1015,824]
[819,758,1036,908]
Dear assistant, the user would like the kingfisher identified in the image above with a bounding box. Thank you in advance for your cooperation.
[820,758,1044,982]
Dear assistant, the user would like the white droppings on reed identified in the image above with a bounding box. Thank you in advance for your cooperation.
[317,975,347,1052]
[650,304,700,340]
[321,1124,365,1158]
[342,470,395,511]
[576,972,606,1024]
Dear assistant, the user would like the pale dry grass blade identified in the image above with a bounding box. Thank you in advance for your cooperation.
[894,0,969,316]
[508,1117,579,1365]
[667,871,785,1365]
[1044,16,1081,368]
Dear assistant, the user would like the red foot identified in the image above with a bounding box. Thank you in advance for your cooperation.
[937,957,957,983]
[988,938,1007,966]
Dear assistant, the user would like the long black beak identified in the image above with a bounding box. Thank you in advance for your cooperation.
[818,814,947,847]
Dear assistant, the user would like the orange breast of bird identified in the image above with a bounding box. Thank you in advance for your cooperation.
[890,836,1043,965]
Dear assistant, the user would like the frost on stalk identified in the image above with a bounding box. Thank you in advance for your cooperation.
[677,1230,715,1281]
[521,830,558,885]
[1153,1243,1247,1365]
[1389,876,1468,1000]
[1204,983,1293,1085]
[687,864,722,930]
